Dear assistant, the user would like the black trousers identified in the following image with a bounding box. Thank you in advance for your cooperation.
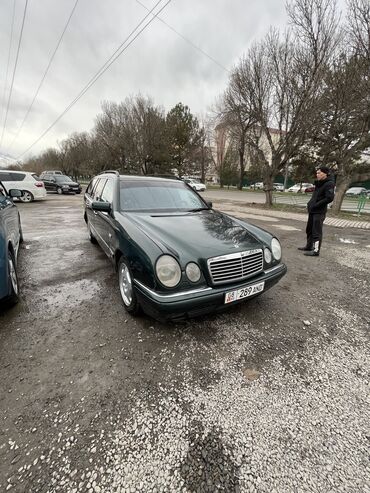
[306,212,326,251]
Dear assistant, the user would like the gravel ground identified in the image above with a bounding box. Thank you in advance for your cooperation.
[0,194,369,493]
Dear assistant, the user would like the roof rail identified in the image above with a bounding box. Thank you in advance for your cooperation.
[98,170,120,176]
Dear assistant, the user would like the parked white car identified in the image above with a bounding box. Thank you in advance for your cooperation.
[287,183,314,193]
[273,183,284,192]
[0,170,47,202]
[345,187,367,196]
[250,182,264,190]
[184,178,206,192]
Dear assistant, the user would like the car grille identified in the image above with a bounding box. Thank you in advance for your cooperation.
[207,249,263,285]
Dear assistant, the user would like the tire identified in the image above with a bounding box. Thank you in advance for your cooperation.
[19,190,34,203]
[19,222,24,244]
[5,251,19,306]
[118,257,140,315]
[56,187,63,195]
[87,220,97,244]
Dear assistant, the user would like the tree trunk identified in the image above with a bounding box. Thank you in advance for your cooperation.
[264,174,274,206]
[238,147,244,190]
[331,176,351,213]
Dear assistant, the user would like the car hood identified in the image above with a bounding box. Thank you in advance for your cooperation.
[123,209,262,260]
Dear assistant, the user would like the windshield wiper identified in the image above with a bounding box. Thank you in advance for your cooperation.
[187,207,209,212]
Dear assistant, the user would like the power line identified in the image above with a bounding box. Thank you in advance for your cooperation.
[0,0,28,148]
[0,0,17,130]
[17,0,172,159]
[7,0,80,152]
[136,0,229,73]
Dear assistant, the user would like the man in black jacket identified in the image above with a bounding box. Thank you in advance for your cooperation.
[298,166,335,257]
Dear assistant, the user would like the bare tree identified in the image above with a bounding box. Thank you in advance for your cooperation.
[218,71,256,189]
[347,0,370,60]
[223,0,339,205]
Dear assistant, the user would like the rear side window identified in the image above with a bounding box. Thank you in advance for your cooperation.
[101,179,114,203]
[86,178,97,195]
[93,179,107,200]
[10,173,25,181]
[0,171,12,181]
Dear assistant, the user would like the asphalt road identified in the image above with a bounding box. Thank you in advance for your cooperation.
[202,188,370,214]
[0,194,369,493]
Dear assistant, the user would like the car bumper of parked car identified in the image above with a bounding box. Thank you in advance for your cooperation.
[133,263,287,321]
[33,188,47,199]
[62,186,81,193]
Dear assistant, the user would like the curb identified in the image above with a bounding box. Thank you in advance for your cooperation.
[212,201,370,230]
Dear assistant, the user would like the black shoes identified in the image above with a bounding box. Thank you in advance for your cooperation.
[304,250,319,256]
[298,246,313,251]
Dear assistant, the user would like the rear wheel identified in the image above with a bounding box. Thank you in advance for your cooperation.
[6,251,19,306]
[118,257,140,315]
[19,190,33,203]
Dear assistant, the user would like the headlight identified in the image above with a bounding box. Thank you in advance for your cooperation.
[156,255,181,287]
[271,238,282,261]
[264,248,272,263]
[185,262,201,282]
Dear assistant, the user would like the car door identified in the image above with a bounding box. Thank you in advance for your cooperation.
[92,179,116,259]
[42,174,53,191]
[86,178,107,246]
[0,184,21,299]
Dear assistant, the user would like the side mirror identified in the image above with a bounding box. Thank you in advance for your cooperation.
[206,201,212,208]
[9,189,23,198]
[92,201,111,213]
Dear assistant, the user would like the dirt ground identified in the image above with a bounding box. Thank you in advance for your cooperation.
[0,193,369,492]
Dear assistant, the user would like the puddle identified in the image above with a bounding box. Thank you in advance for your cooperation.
[339,238,356,244]
[272,225,301,231]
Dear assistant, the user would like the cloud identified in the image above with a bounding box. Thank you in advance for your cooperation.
[0,0,291,159]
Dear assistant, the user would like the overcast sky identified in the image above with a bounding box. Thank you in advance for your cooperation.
[0,0,346,161]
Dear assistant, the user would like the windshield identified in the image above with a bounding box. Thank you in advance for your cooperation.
[120,180,206,212]
[55,175,73,182]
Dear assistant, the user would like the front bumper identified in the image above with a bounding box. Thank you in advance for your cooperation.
[134,263,287,321]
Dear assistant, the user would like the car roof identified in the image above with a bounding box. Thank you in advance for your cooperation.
[117,175,183,184]
[0,169,35,175]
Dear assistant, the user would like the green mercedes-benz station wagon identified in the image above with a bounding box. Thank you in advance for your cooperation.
[84,172,287,321]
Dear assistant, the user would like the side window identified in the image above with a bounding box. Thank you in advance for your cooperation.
[93,179,107,201]
[101,179,114,203]
[86,177,98,195]
[0,172,12,181]
[0,182,6,202]
[10,173,26,181]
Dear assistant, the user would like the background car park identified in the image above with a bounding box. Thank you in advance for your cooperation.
[0,181,23,305]
[0,170,46,203]
[41,173,82,194]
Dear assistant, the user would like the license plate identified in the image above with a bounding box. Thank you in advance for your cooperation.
[224,281,265,304]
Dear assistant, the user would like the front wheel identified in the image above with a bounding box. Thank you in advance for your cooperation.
[19,191,33,203]
[118,257,140,315]
[56,187,63,195]
[5,251,19,306]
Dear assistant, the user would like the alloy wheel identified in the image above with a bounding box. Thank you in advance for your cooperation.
[20,191,33,202]
[119,262,133,306]
[8,256,18,295]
